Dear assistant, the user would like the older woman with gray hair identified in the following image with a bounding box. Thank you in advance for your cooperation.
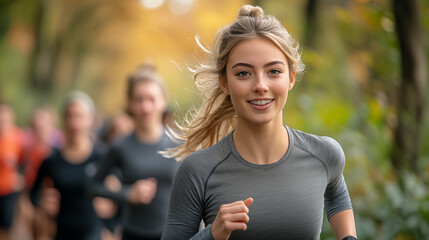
[30,91,104,240]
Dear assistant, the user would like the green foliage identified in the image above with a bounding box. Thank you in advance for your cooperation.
[355,172,429,239]
[321,171,429,240]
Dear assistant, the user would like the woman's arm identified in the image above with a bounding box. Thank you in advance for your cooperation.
[89,146,158,204]
[29,158,49,206]
[88,147,129,202]
[324,138,357,239]
[329,209,357,240]
[161,158,211,240]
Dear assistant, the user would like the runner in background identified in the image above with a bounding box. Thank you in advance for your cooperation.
[89,63,179,240]
[0,100,25,240]
[95,111,135,240]
[30,91,104,240]
[18,106,64,240]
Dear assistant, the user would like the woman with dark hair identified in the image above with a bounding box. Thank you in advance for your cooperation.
[90,63,179,240]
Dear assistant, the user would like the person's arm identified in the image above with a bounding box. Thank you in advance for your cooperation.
[324,137,357,240]
[329,209,357,240]
[89,145,159,205]
[16,131,28,191]
[29,157,49,206]
[87,147,130,202]
[161,157,212,240]
[162,157,254,240]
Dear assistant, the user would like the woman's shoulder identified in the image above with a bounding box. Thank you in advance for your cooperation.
[45,147,61,161]
[38,147,61,170]
[289,127,345,167]
[110,133,134,148]
[179,133,233,176]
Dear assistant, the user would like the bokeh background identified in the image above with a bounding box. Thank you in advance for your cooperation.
[1,0,428,239]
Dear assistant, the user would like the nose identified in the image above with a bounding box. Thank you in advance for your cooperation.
[140,100,153,113]
[252,73,269,93]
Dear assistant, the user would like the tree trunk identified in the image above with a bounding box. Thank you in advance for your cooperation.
[392,0,427,173]
[28,0,46,89]
[305,0,319,47]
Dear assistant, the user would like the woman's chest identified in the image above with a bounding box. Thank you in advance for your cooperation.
[120,151,178,183]
[203,159,328,239]
[50,162,89,192]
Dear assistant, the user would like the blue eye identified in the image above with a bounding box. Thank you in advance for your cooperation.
[269,69,281,75]
[236,71,250,77]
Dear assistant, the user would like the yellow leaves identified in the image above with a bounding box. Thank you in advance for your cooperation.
[6,22,33,54]
[83,0,249,114]
[347,51,373,86]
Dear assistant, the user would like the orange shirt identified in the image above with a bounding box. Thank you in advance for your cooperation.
[0,127,25,196]
[24,140,51,190]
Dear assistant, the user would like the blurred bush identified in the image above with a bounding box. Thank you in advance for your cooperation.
[321,171,429,240]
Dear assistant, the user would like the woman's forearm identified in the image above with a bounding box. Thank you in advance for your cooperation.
[329,209,357,240]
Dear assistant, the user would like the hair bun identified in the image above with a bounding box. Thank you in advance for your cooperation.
[129,60,158,82]
[238,5,264,19]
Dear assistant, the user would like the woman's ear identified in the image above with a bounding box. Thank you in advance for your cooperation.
[288,72,296,91]
[219,75,230,95]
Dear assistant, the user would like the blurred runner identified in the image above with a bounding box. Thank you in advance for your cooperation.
[95,111,135,240]
[30,91,104,240]
[0,101,25,240]
[17,106,63,240]
[89,63,179,240]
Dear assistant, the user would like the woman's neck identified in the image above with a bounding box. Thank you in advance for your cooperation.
[233,115,289,165]
[63,135,93,164]
[135,123,164,144]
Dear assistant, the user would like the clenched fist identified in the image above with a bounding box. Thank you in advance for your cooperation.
[211,198,253,240]
[128,178,157,205]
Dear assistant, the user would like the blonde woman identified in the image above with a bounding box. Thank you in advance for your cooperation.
[162,5,357,240]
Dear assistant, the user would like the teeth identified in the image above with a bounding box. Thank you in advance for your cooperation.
[250,99,273,106]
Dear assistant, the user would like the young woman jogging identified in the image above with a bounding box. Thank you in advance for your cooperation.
[162,5,357,240]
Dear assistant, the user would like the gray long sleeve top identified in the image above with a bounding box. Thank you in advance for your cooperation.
[162,125,352,240]
[90,130,179,237]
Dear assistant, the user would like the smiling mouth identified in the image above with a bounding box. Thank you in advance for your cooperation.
[248,99,274,106]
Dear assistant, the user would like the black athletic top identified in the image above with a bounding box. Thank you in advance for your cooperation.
[162,126,352,240]
[89,130,179,237]
[30,147,103,240]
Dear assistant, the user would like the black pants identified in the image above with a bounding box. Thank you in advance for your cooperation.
[122,229,161,240]
[0,192,19,229]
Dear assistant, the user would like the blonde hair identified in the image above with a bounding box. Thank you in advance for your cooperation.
[166,5,304,160]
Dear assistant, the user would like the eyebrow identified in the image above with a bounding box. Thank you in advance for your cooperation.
[231,61,285,69]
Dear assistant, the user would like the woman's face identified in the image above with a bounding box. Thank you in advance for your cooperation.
[32,109,55,139]
[222,37,295,126]
[64,102,93,138]
[128,81,166,128]
[0,105,13,134]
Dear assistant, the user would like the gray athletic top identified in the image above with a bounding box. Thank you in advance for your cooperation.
[89,130,179,237]
[162,125,352,240]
